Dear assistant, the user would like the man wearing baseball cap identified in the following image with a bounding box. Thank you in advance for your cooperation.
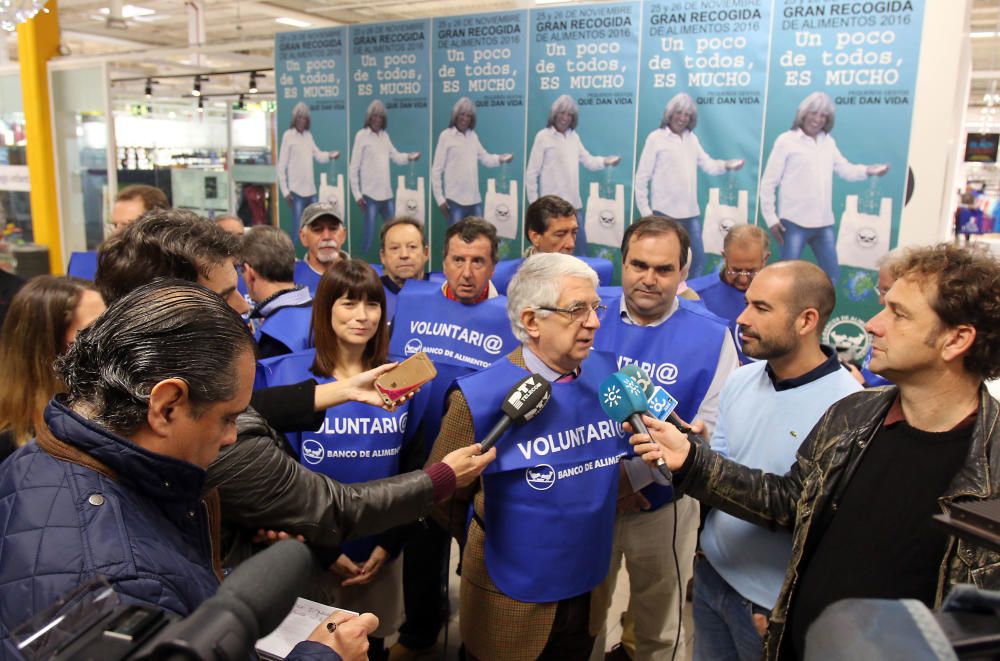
[294,201,349,294]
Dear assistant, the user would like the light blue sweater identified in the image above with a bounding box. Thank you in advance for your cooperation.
[700,359,862,609]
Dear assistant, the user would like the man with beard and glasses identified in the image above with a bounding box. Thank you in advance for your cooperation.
[591,216,738,661]
[691,260,860,661]
[295,202,349,294]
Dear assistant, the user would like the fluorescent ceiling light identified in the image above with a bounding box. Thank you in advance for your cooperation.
[971,31,998,38]
[536,0,574,4]
[275,17,312,28]
[99,5,156,19]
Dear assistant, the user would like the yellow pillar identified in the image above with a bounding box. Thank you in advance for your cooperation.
[16,2,62,274]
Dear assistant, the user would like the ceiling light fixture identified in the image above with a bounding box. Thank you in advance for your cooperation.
[144,78,153,99]
[192,76,202,97]
[249,72,258,94]
[275,17,311,28]
[197,97,204,113]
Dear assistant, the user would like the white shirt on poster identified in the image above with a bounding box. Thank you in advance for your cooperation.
[349,128,411,202]
[634,128,727,218]
[759,129,869,229]
[431,128,502,207]
[277,129,331,198]
[525,127,606,209]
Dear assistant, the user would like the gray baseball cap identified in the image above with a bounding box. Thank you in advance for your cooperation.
[299,202,344,231]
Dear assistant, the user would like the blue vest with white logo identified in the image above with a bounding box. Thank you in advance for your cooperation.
[687,272,751,364]
[595,292,727,509]
[492,256,614,295]
[257,349,424,562]
[67,251,98,281]
[458,350,627,603]
[254,304,313,356]
[294,260,323,294]
[389,282,518,450]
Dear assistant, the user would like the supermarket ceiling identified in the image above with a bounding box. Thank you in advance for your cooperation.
[1,0,999,125]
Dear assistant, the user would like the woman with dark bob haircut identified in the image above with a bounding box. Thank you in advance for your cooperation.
[0,276,105,459]
[257,259,428,661]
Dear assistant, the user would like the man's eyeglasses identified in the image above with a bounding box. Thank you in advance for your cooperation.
[725,268,760,280]
[537,302,607,323]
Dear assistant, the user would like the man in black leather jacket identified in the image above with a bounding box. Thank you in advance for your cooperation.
[95,210,495,570]
[632,244,1000,659]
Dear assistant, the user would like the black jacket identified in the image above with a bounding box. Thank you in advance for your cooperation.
[207,407,436,567]
[678,385,1000,659]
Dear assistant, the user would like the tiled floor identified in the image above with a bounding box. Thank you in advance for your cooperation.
[388,541,694,661]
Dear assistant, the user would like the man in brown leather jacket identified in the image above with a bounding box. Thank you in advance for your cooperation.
[632,244,1000,660]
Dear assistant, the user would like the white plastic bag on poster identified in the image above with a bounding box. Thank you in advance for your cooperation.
[702,187,749,255]
[584,181,625,248]
[835,195,892,271]
[395,175,425,224]
[484,178,519,240]
[318,173,345,219]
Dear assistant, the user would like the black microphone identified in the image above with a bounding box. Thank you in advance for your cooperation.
[146,539,316,660]
[478,374,553,452]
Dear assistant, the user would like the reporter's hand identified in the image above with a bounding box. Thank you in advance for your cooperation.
[308,611,379,661]
[341,546,389,586]
[441,444,498,487]
[329,553,363,581]
[689,418,707,437]
[627,414,691,471]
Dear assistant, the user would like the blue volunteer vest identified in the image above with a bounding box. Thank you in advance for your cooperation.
[389,282,518,450]
[254,303,313,356]
[595,292,728,509]
[687,272,751,364]
[491,256,614,295]
[459,350,627,603]
[256,349,424,562]
[294,260,323,294]
[67,251,98,281]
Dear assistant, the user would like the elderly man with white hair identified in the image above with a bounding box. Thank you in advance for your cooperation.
[427,252,629,661]
[432,96,514,226]
[526,95,621,257]
[760,91,890,284]
[634,92,744,279]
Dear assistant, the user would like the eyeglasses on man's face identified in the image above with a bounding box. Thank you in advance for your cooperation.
[536,302,607,323]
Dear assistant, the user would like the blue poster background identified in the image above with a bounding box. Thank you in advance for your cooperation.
[760,0,925,359]
[431,11,529,269]
[526,2,641,275]
[637,0,772,278]
[274,28,349,251]
[348,19,432,263]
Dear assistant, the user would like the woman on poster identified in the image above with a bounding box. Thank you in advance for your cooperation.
[432,97,513,226]
[760,91,889,284]
[525,94,620,255]
[349,100,420,252]
[634,92,744,278]
[278,102,341,231]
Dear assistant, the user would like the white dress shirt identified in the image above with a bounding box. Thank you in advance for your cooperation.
[349,128,411,202]
[431,128,502,207]
[634,128,727,218]
[759,129,869,229]
[277,129,331,198]
[525,127,606,209]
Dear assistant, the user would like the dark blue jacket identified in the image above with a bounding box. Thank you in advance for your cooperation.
[0,399,339,660]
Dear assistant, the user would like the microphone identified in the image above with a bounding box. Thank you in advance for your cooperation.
[478,373,553,452]
[598,371,672,484]
[147,539,316,660]
[620,364,678,422]
[620,364,688,432]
